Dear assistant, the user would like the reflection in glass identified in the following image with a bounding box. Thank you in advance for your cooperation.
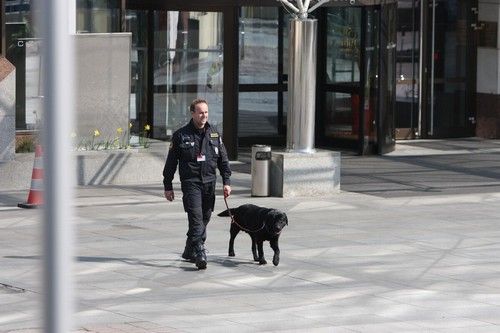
[239,92,278,137]
[395,0,419,138]
[427,0,467,135]
[326,7,361,84]
[239,7,279,84]
[125,10,148,136]
[363,8,380,143]
[324,92,355,139]
[381,3,397,150]
[324,7,362,141]
[153,11,224,139]
[76,0,120,33]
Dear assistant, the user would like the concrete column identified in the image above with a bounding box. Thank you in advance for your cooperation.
[286,19,317,153]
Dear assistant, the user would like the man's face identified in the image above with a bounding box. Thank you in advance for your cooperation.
[191,102,209,129]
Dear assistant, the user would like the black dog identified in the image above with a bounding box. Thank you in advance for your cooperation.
[218,204,288,266]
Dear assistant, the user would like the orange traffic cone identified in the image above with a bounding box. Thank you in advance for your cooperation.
[18,145,44,209]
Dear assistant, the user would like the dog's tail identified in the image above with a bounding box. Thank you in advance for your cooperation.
[217,209,234,217]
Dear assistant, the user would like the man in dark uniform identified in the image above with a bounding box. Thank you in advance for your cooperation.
[163,98,232,269]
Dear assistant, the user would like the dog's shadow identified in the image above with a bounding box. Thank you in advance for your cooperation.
[209,255,258,268]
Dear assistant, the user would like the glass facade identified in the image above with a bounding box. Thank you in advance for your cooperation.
[8,0,481,157]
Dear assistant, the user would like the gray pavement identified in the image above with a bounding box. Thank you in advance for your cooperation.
[2,138,500,332]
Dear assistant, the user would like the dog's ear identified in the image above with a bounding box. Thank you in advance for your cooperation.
[217,209,230,217]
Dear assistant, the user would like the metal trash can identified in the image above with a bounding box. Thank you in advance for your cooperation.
[251,145,271,197]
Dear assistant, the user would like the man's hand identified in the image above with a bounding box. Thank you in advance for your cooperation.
[165,190,175,201]
[223,185,231,198]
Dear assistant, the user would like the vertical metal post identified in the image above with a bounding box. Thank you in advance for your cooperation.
[120,0,127,33]
[287,18,317,153]
[429,0,436,136]
[37,0,75,332]
[418,0,425,138]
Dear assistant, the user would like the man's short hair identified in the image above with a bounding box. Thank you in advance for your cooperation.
[190,98,208,113]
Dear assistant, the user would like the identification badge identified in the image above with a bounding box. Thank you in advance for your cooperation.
[210,132,219,138]
[197,154,206,162]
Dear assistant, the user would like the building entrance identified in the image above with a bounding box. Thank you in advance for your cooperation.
[318,4,396,154]
[124,1,397,158]
[395,0,477,139]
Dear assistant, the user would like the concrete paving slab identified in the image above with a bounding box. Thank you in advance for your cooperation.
[2,139,500,332]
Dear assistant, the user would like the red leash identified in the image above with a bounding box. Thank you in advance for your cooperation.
[223,197,266,233]
[223,196,236,224]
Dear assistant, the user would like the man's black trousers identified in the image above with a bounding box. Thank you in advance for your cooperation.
[181,181,216,245]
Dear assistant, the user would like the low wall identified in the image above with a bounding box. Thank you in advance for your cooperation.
[270,150,341,198]
[0,142,171,190]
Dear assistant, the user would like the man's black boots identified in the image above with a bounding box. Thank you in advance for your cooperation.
[193,243,207,269]
[181,240,195,263]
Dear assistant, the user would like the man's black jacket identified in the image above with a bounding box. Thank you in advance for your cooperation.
[163,120,231,191]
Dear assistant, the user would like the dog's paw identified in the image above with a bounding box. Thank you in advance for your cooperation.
[273,255,280,266]
[259,258,267,265]
[228,251,235,257]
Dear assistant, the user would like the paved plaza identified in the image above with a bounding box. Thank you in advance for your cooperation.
[2,139,500,332]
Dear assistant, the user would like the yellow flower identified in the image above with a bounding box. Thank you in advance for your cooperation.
[117,127,123,134]
[70,132,77,138]
[144,124,151,131]
[93,129,100,137]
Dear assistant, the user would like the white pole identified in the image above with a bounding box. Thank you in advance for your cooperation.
[37,0,75,332]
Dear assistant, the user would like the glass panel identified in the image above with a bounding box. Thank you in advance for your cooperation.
[153,11,224,139]
[5,1,31,23]
[379,3,397,153]
[282,14,292,78]
[363,8,380,144]
[396,0,419,138]
[239,92,278,137]
[5,4,36,131]
[324,7,362,142]
[239,7,279,84]
[427,0,467,136]
[125,10,148,136]
[326,7,361,84]
[76,0,120,33]
[324,92,356,140]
